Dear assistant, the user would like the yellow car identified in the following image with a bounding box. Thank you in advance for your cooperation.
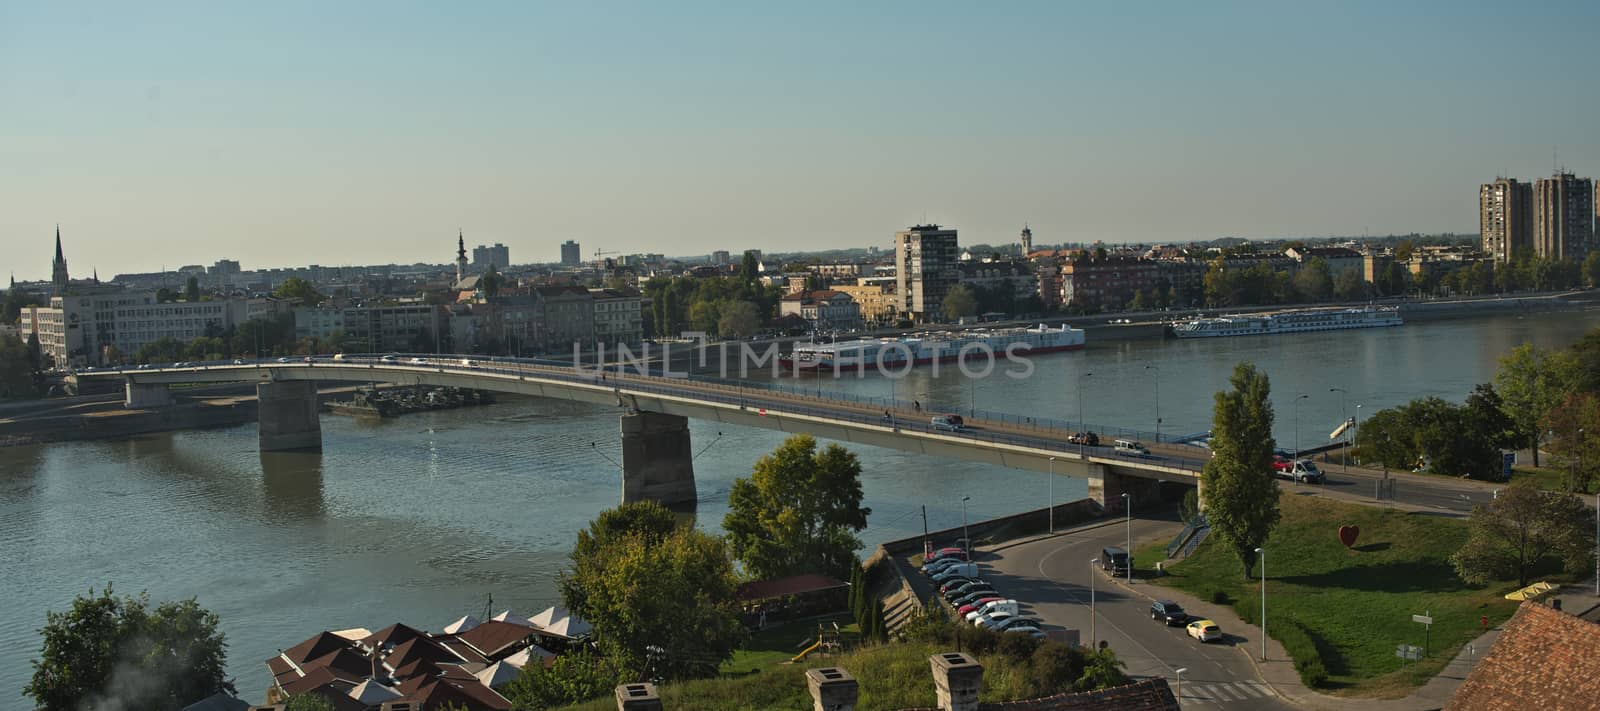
[1186,619,1222,643]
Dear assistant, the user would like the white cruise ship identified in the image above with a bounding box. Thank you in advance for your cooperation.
[781,324,1085,371]
[1170,305,1402,339]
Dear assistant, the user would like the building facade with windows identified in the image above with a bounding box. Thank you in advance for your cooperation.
[591,288,644,349]
[1534,171,1595,260]
[894,224,960,323]
[1480,178,1534,263]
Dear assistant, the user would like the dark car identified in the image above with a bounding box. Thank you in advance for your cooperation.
[1068,431,1100,446]
[1150,600,1187,626]
[939,577,982,595]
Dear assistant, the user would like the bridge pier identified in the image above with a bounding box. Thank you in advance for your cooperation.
[620,411,696,510]
[1085,466,1165,514]
[124,382,173,408]
[258,381,322,452]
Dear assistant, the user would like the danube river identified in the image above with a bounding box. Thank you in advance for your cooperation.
[2,310,1598,704]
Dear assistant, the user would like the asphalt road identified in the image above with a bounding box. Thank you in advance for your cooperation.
[977,518,1297,710]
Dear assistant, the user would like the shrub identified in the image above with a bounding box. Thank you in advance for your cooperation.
[1027,642,1086,696]
[996,631,1040,662]
[1274,619,1330,688]
[1211,589,1230,605]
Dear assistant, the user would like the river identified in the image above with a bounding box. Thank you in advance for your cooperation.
[2,310,1597,706]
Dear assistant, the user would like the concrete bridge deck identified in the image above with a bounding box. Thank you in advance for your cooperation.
[81,354,1212,509]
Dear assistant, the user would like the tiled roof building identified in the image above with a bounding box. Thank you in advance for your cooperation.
[1446,601,1600,711]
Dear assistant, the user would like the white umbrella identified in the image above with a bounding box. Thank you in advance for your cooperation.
[489,609,522,623]
[475,660,521,689]
[527,606,569,629]
[349,680,402,705]
[539,615,593,639]
[502,645,554,669]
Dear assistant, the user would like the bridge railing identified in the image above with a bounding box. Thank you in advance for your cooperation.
[95,354,1213,472]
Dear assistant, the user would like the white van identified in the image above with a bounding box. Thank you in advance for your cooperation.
[1114,439,1150,457]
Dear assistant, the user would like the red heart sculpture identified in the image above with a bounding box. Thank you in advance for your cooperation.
[1338,525,1360,549]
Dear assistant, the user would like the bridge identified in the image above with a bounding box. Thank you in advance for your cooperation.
[79,355,1212,511]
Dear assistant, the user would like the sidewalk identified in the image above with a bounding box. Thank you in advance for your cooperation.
[1101,563,1508,711]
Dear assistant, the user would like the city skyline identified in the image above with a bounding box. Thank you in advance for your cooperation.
[5,1,1599,279]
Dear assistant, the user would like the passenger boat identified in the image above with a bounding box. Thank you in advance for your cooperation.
[1169,305,1402,339]
[780,324,1085,371]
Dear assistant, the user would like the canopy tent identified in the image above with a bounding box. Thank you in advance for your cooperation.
[538,615,593,639]
[475,660,522,689]
[527,606,572,629]
[502,645,555,669]
[442,614,482,635]
[489,609,523,623]
[349,679,402,705]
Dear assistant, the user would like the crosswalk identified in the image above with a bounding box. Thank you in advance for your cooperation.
[1176,679,1276,707]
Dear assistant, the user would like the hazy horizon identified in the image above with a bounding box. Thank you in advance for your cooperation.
[5,1,1597,280]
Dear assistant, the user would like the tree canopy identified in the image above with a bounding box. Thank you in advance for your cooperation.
[1494,343,1575,466]
[272,277,326,307]
[0,333,39,399]
[1450,479,1595,587]
[1200,362,1281,578]
[717,300,761,339]
[1542,391,1600,493]
[558,501,745,681]
[1355,385,1516,479]
[26,585,234,711]
[723,434,871,581]
[942,284,978,321]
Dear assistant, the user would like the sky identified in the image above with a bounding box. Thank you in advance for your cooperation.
[4,1,1598,279]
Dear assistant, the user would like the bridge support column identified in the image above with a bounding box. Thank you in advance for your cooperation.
[1085,466,1163,515]
[620,411,696,509]
[258,381,322,452]
[124,382,173,408]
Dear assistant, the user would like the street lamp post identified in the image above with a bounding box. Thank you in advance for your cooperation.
[1330,387,1348,472]
[1048,456,1058,534]
[1255,546,1266,661]
[1089,558,1098,650]
[1078,372,1093,459]
[1293,394,1309,461]
[1121,492,1132,582]
[1174,667,1188,703]
[1354,403,1363,467]
[1145,364,1161,442]
[961,496,971,559]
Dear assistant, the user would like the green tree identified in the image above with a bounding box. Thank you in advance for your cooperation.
[25,585,234,711]
[558,504,745,681]
[1333,267,1366,301]
[1200,362,1281,578]
[717,300,761,339]
[942,284,978,322]
[741,252,761,283]
[723,434,872,581]
[1542,392,1600,493]
[1584,252,1600,288]
[272,277,326,307]
[1495,344,1574,467]
[184,276,200,302]
[1450,479,1595,587]
[1074,648,1128,690]
[285,694,337,711]
[3,288,45,323]
[1291,258,1332,302]
[481,265,504,298]
[0,334,39,399]
[502,649,620,709]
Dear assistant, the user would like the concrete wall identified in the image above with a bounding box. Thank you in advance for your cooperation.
[257,380,322,451]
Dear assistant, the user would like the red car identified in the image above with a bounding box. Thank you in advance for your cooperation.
[958,596,1005,616]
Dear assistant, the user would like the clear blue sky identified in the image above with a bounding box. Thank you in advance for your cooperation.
[4,1,1597,278]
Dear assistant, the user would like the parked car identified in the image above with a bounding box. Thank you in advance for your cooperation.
[973,611,1015,629]
[957,596,1006,616]
[990,616,1042,632]
[931,563,979,583]
[938,577,982,594]
[965,599,1019,623]
[1002,625,1046,638]
[928,547,969,562]
[1150,600,1187,626]
[1186,619,1222,643]
[942,581,993,599]
[921,556,967,575]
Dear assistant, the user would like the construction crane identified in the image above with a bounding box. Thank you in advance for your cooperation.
[593,248,618,260]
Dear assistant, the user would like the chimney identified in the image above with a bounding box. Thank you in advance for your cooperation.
[805,667,859,711]
[615,682,663,711]
[930,652,983,711]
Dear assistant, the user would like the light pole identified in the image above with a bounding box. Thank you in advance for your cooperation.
[1293,394,1309,461]
[961,496,971,559]
[969,372,976,419]
[1330,387,1348,471]
[1255,546,1266,661]
[1048,456,1057,534]
[1121,492,1132,581]
[1145,364,1161,442]
[1089,558,1098,650]
[1174,667,1188,703]
[1354,403,1363,467]
[1078,372,1093,459]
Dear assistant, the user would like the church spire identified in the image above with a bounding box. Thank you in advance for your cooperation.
[455,229,470,285]
[52,224,69,288]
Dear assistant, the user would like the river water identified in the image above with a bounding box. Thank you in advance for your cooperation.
[3,310,1598,705]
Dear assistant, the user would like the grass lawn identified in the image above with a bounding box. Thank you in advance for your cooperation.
[720,614,858,675]
[1511,463,1593,493]
[1138,493,1523,698]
